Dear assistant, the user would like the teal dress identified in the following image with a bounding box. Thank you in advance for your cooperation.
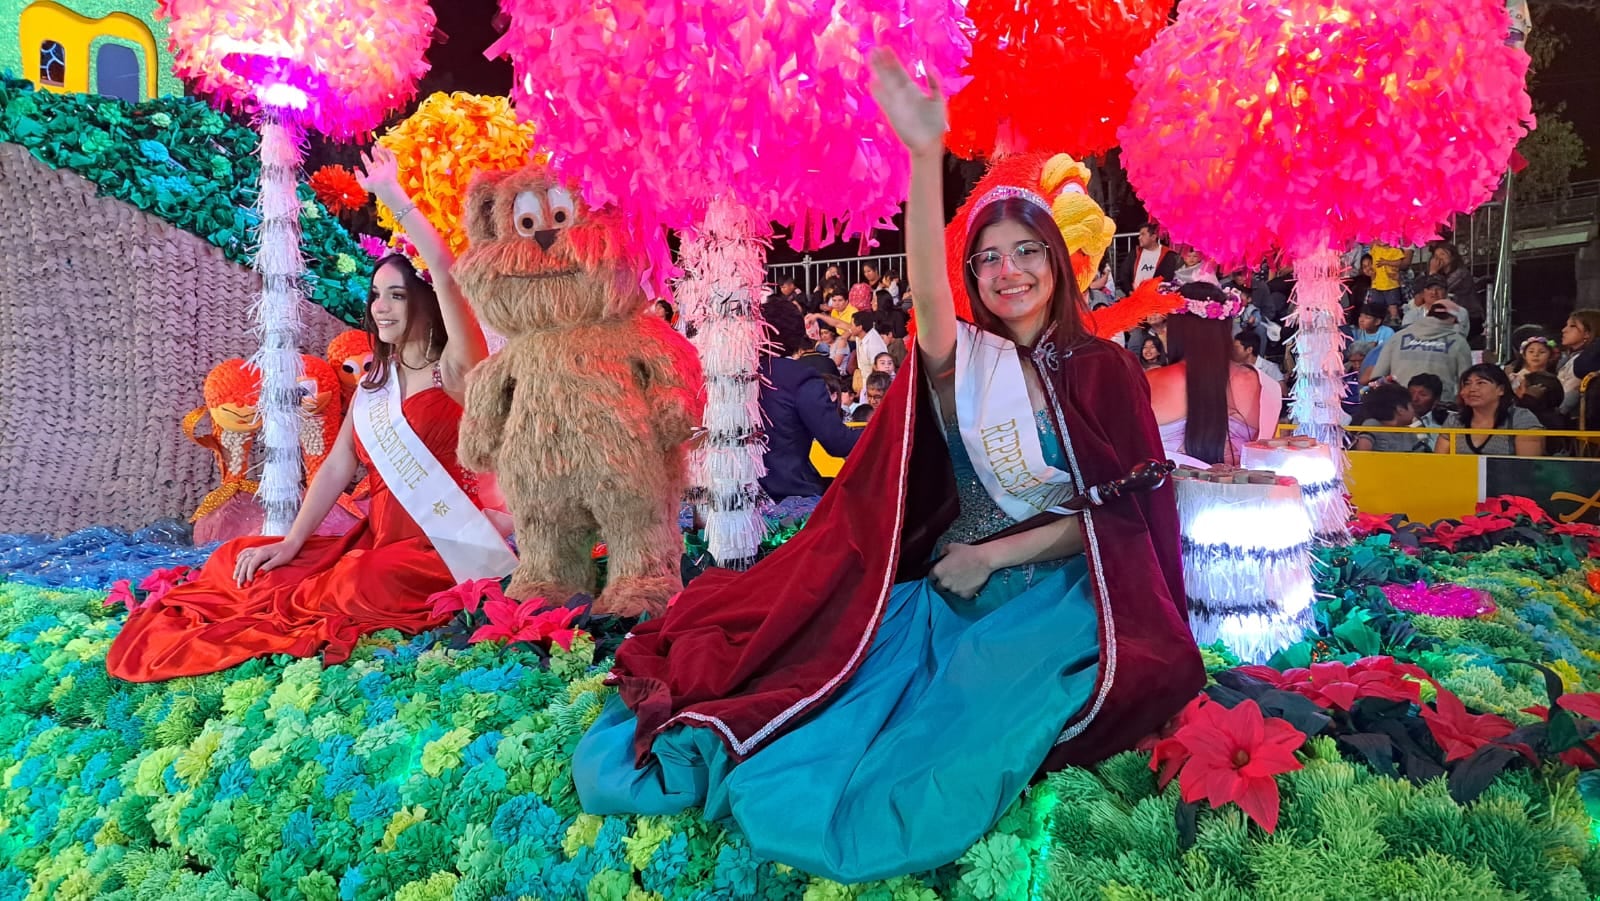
[573,411,1100,883]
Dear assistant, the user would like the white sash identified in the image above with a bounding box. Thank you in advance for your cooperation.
[353,365,518,582]
[953,322,1078,522]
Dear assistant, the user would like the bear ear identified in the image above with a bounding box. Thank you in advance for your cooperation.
[464,171,514,247]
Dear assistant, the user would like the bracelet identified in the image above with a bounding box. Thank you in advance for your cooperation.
[393,204,418,222]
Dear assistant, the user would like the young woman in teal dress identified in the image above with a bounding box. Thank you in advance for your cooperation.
[571,51,1203,883]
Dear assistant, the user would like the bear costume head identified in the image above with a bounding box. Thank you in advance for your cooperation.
[454,166,653,335]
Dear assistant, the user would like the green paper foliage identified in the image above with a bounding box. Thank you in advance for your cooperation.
[0,76,371,325]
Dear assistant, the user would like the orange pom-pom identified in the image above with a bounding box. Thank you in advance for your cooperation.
[309,165,369,215]
[203,359,260,409]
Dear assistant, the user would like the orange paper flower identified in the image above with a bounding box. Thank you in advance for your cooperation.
[308,165,368,215]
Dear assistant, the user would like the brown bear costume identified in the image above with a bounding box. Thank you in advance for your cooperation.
[453,166,704,617]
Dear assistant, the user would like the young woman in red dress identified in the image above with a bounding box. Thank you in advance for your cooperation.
[107,147,515,682]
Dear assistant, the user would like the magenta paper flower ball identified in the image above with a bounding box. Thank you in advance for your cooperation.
[1118,0,1531,267]
[159,0,435,139]
[489,0,971,250]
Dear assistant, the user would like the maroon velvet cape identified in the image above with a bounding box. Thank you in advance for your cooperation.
[612,331,1204,771]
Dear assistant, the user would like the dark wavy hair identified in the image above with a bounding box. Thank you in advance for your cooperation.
[961,198,1089,349]
[1164,283,1236,465]
[362,254,446,390]
[761,296,810,358]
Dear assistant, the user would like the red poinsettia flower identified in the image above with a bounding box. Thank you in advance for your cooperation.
[308,165,368,215]
[104,579,137,612]
[137,566,191,604]
[1588,570,1600,594]
[1553,522,1600,539]
[1477,495,1551,525]
[1425,516,1515,552]
[1521,702,1600,769]
[427,578,508,619]
[1557,692,1600,722]
[1252,657,1430,711]
[1173,698,1306,833]
[1145,695,1210,789]
[470,599,582,650]
[1421,688,1517,762]
[1349,511,1396,537]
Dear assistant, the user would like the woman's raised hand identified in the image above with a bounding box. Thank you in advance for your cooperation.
[869,48,946,159]
[356,144,401,193]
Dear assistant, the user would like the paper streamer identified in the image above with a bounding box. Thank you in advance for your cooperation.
[676,199,772,569]
[159,0,435,140]
[490,0,973,279]
[1119,0,1531,268]
[1242,435,1351,545]
[1175,466,1316,663]
[948,0,1168,159]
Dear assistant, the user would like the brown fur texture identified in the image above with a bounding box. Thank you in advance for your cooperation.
[454,165,705,617]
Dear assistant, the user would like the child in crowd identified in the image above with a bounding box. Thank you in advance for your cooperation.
[1353,383,1422,452]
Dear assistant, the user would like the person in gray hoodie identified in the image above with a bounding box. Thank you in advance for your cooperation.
[1365,303,1473,402]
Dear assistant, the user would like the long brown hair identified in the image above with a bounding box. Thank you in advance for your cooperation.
[361,254,447,390]
[1164,283,1235,465]
[961,198,1089,349]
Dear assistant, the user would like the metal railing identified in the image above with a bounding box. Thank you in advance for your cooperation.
[1335,423,1600,456]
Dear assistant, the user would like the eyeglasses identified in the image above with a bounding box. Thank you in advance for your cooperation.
[967,241,1050,280]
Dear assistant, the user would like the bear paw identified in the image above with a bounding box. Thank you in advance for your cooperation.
[595,575,680,618]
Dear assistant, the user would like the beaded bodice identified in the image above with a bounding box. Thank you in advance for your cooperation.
[938,409,1074,551]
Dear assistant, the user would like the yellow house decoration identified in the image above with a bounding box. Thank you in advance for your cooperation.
[5,0,179,100]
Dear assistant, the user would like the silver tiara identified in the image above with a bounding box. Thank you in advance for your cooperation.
[968,186,1053,225]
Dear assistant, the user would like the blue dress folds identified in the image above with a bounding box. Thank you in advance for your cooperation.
[573,411,1100,884]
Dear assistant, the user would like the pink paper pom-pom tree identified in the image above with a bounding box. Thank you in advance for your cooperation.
[1120,0,1530,535]
[947,0,1168,160]
[159,0,435,534]
[491,0,970,567]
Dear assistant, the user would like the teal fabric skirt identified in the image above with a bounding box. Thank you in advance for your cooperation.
[572,555,1099,884]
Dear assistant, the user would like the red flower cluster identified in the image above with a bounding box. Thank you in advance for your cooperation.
[308,165,368,215]
[1524,692,1600,768]
[104,565,193,613]
[470,598,580,650]
[1476,495,1550,525]
[1349,511,1397,537]
[1424,515,1515,552]
[1148,696,1307,833]
[1421,687,1522,762]
[1236,657,1430,711]
[427,578,507,620]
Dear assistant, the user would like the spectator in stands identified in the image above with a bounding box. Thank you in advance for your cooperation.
[813,321,852,374]
[1117,222,1179,292]
[862,262,900,303]
[1343,254,1375,325]
[849,406,874,424]
[1401,276,1468,334]
[1559,310,1600,419]
[1138,335,1168,371]
[1232,331,1285,389]
[757,298,863,499]
[1368,241,1407,321]
[1507,335,1560,396]
[862,371,892,410]
[1173,245,1219,286]
[1433,364,1542,457]
[1344,301,1395,362]
[1086,263,1116,311]
[1353,383,1421,452]
[650,299,676,324]
[1366,303,1472,402]
[872,352,898,380]
[1518,372,1569,456]
[1424,242,1477,320]
[1407,373,1448,449]
[771,276,802,306]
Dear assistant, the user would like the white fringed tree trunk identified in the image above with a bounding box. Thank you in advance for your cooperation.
[251,109,308,535]
[676,198,770,569]
[1286,247,1352,544]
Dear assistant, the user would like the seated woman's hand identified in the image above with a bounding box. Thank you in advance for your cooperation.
[234,539,303,587]
[930,543,996,600]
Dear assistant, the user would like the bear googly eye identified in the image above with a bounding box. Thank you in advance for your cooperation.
[513,191,545,237]
[547,187,576,227]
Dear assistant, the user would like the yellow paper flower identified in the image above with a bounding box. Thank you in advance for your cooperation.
[376,92,544,257]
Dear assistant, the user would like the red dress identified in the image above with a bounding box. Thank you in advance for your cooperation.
[107,387,477,682]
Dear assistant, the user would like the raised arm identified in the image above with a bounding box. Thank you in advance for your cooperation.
[869,49,957,386]
[358,145,489,386]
